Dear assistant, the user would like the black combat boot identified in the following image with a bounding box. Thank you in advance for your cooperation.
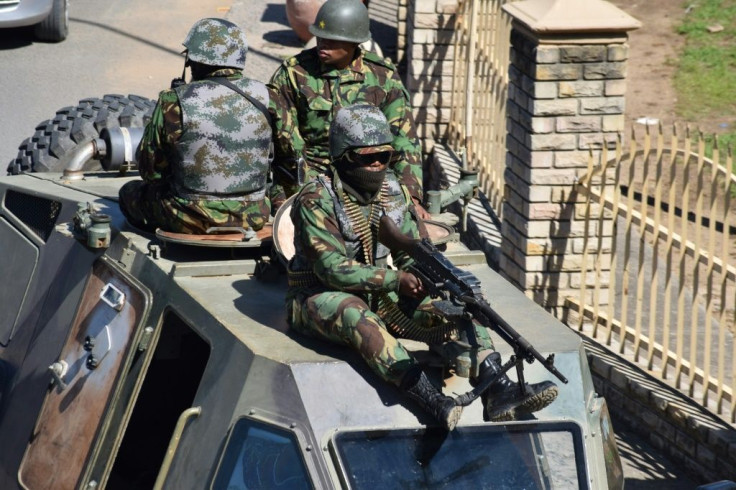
[400,368,463,431]
[477,352,558,422]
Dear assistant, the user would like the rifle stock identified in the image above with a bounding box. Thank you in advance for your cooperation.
[378,215,568,385]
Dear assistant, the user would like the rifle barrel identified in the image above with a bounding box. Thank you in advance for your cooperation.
[470,299,568,384]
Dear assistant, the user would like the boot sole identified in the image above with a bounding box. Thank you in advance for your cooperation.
[519,385,558,414]
[487,385,559,422]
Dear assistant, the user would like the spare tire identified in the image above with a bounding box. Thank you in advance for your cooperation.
[8,94,156,175]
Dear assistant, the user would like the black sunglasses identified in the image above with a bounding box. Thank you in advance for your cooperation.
[339,150,393,167]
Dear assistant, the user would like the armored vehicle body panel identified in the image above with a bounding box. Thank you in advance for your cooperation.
[0,171,621,489]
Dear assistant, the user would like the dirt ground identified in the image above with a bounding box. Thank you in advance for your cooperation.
[611,0,732,135]
[609,0,685,128]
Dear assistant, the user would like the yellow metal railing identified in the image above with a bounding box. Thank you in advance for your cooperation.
[449,0,511,216]
[573,125,736,422]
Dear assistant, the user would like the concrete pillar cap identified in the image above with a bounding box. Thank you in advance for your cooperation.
[503,0,641,34]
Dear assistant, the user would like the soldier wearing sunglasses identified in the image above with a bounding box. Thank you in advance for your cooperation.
[286,105,557,430]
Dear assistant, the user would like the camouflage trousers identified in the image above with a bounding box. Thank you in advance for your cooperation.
[288,290,494,386]
[119,180,270,234]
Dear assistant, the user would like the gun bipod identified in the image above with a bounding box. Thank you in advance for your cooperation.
[453,355,524,407]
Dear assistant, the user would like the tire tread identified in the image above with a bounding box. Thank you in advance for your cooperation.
[8,94,155,174]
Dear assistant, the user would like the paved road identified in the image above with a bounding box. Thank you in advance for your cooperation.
[0,0,703,486]
[0,0,235,165]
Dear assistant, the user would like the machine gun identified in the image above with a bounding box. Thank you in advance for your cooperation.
[378,215,568,407]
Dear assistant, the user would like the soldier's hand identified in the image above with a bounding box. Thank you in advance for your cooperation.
[399,271,426,300]
[412,199,432,221]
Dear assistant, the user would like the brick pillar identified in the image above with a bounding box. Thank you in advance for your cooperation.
[499,0,640,315]
[404,0,457,156]
[396,0,409,64]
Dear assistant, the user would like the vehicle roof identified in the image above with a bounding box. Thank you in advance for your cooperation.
[9,172,589,431]
[17,171,583,360]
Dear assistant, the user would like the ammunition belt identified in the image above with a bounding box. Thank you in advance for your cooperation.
[342,182,457,344]
[341,184,435,341]
[287,269,323,288]
[376,293,457,344]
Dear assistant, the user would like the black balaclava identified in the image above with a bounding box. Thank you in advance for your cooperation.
[334,158,387,205]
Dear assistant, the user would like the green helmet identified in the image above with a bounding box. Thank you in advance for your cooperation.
[329,105,393,159]
[183,18,248,70]
[308,0,371,44]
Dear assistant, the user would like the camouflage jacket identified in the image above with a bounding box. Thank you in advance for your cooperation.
[287,171,419,300]
[268,47,424,201]
[138,68,271,201]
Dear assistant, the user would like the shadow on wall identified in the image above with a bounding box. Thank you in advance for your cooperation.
[403,17,454,152]
[530,193,576,311]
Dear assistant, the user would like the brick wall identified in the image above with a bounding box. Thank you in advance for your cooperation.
[585,338,736,483]
[403,0,456,156]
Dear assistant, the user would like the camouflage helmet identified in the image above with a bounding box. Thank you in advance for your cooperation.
[183,18,248,70]
[308,0,371,44]
[329,105,393,159]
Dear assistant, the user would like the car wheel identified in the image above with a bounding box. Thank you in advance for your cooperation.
[34,0,69,42]
[8,94,156,174]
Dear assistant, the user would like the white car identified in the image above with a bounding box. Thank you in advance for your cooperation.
[0,0,68,42]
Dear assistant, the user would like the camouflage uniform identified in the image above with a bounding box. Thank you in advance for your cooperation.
[267,47,424,203]
[286,171,493,386]
[119,19,271,234]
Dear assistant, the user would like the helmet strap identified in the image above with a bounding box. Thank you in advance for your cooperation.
[171,55,189,89]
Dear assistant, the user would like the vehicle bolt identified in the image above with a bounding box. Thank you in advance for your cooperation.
[83,336,95,351]
[249,409,255,415]
[290,423,296,428]
[306,444,312,452]
[86,355,99,370]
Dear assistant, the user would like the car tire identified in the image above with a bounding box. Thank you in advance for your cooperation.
[8,94,156,174]
[34,0,69,42]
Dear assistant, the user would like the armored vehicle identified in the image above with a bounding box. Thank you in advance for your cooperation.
[0,95,622,489]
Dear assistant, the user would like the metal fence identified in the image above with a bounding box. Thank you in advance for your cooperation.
[571,125,736,422]
[448,0,511,216]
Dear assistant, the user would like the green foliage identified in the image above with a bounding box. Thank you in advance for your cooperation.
[676,0,736,165]
[675,0,736,120]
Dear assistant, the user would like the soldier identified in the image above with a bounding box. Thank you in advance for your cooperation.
[268,0,430,219]
[287,105,558,430]
[119,18,272,234]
